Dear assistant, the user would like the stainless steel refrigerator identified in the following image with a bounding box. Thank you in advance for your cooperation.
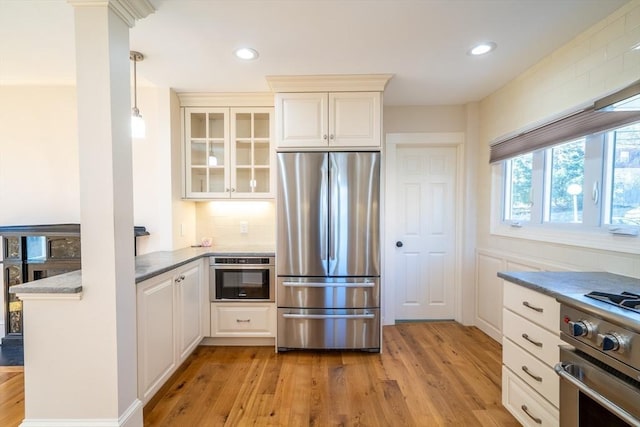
[276,151,380,351]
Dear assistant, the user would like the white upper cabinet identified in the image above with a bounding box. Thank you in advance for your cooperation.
[182,102,275,199]
[330,92,381,147]
[275,93,327,148]
[275,92,381,148]
[267,74,392,150]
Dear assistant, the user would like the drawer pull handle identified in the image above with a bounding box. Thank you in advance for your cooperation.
[521,365,543,382]
[522,301,543,313]
[522,333,543,348]
[521,405,542,424]
[236,319,251,323]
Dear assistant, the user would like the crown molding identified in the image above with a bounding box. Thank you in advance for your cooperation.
[177,92,274,107]
[67,0,155,27]
[265,74,393,93]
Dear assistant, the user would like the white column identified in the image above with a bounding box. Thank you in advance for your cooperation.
[20,1,153,426]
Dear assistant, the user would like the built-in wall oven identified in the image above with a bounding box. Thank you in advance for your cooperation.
[209,256,275,301]
[556,292,640,427]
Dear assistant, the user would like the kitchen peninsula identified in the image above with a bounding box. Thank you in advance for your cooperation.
[9,245,275,405]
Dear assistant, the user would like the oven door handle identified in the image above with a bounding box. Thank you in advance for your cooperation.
[554,362,639,426]
[213,265,272,270]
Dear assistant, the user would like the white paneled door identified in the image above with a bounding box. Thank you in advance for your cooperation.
[394,146,457,320]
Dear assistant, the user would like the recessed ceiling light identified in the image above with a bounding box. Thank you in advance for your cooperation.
[234,47,259,60]
[469,42,497,56]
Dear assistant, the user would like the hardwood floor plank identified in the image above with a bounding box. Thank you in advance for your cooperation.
[0,369,24,427]
[0,322,519,427]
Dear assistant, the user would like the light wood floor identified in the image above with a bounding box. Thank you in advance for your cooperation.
[0,322,519,426]
[0,366,24,427]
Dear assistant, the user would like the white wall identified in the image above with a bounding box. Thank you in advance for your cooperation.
[170,90,197,250]
[384,105,466,133]
[0,86,80,225]
[474,0,640,340]
[195,200,275,248]
[0,85,180,254]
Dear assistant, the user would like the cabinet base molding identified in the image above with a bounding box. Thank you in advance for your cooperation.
[200,336,275,347]
[19,399,142,427]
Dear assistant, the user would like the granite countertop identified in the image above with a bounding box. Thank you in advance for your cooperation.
[498,271,640,332]
[9,245,275,295]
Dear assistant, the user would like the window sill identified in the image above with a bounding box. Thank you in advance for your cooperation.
[490,222,640,255]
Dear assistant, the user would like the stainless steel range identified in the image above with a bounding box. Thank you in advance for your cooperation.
[556,290,640,427]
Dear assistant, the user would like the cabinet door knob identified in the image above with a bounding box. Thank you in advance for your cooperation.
[225,188,230,192]
[330,134,335,140]
[395,241,403,248]
[323,134,328,140]
[231,188,236,192]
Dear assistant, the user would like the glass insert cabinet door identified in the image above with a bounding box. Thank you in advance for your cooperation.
[185,107,230,197]
[231,107,275,197]
[184,106,274,199]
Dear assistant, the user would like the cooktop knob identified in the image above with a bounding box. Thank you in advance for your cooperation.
[597,333,624,352]
[569,320,594,338]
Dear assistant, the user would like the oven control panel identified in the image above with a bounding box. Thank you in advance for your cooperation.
[212,257,274,265]
[560,305,638,371]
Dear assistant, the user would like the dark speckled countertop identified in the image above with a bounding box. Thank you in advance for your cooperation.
[498,271,640,332]
[9,246,275,295]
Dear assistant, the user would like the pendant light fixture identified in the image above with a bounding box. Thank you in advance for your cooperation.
[130,51,145,138]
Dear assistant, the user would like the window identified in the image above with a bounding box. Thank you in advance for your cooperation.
[606,125,640,226]
[504,153,533,222]
[501,122,640,234]
[547,138,585,223]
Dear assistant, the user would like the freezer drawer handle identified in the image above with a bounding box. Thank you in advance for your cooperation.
[282,281,375,288]
[282,313,375,320]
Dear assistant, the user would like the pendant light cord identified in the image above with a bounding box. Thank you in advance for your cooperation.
[130,51,144,116]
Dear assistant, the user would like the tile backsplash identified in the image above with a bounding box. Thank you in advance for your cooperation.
[195,200,276,248]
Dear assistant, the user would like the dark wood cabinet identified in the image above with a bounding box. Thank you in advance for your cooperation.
[1,224,149,342]
[1,225,81,342]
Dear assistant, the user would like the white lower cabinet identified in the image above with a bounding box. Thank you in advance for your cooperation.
[503,366,559,427]
[177,264,202,361]
[502,281,561,426]
[210,303,275,337]
[137,260,205,404]
[136,273,176,405]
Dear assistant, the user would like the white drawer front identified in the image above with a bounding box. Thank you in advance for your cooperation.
[503,338,559,407]
[211,304,275,337]
[503,309,562,367]
[504,281,559,333]
[502,366,559,427]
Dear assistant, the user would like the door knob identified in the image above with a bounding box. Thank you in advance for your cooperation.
[396,241,403,248]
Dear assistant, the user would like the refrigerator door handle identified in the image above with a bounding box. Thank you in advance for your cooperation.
[320,154,329,265]
[328,154,338,269]
[282,281,375,288]
[282,313,376,320]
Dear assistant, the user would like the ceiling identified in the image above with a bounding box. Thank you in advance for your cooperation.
[0,0,631,106]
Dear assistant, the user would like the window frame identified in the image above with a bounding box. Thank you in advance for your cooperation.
[492,126,640,255]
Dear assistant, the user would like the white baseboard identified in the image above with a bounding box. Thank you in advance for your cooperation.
[20,399,143,427]
[200,336,275,346]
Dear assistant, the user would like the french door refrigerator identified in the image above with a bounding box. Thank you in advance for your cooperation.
[276,151,380,352]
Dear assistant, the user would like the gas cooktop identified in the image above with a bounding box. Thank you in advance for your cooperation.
[586,291,640,314]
